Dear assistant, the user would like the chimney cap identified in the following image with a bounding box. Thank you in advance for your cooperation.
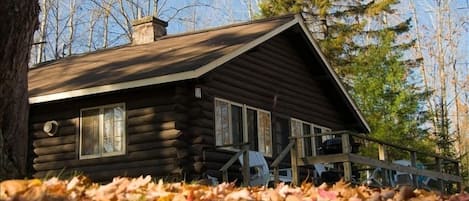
[132,16,168,27]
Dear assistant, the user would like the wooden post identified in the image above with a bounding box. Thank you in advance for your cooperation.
[242,145,250,186]
[410,151,418,188]
[454,161,461,192]
[342,133,352,182]
[435,157,444,192]
[378,143,391,186]
[290,138,299,186]
[274,167,279,185]
[378,144,386,161]
[311,136,317,157]
[222,170,228,182]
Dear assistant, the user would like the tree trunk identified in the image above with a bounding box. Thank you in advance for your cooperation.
[68,0,75,56]
[0,0,39,178]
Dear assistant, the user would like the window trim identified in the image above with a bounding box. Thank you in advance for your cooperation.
[79,103,126,159]
[253,107,272,157]
[214,98,272,156]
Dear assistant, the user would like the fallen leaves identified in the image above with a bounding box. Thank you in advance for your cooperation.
[0,176,467,201]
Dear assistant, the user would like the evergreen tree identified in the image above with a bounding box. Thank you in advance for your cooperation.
[259,0,435,157]
[349,30,432,159]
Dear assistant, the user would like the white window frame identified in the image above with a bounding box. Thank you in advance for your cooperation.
[290,118,330,157]
[214,98,272,156]
[250,106,272,157]
[79,103,126,159]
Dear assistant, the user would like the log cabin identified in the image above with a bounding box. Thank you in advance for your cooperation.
[28,14,370,182]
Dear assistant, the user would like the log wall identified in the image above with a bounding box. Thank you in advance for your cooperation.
[29,84,191,182]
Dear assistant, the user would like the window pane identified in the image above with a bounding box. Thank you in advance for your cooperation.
[81,109,100,156]
[274,118,290,156]
[215,100,230,146]
[247,109,258,151]
[314,127,322,155]
[314,127,323,146]
[303,124,312,156]
[231,105,243,146]
[103,106,124,154]
[258,111,272,156]
[114,106,124,152]
[291,120,303,157]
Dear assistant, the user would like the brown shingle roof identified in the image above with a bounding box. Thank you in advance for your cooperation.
[28,15,295,98]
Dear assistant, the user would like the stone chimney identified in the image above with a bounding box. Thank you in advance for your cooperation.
[131,16,168,45]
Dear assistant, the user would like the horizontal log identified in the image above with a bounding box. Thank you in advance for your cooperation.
[205,87,270,110]
[128,117,187,130]
[34,143,75,155]
[172,95,191,103]
[190,127,213,136]
[70,158,181,174]
[128,139,187,152]
[190,119,213,129]
[188,109,213,119]
[33,125,77,139]
[33,135,76,147]
[128,111,188,124]
[128,129,182,144]
[203,151,240,163]
[190,144,215,153]
[204,162,241,172]
[205,170,243,183]
[31,119,76,130]
[33,147,189,171]
[29,109,77,123]
[34,163,184,181]
[230,55,317,94]
[256,52,312,81]
[210,74,336,119]
[221,63,331,109]
[191,135,214,145]
[193,101,213,111]
[192,162,206,173]
[128,115,169,127]
[126,104,185,118]
[33,152,76,163]
[127,121,186,134]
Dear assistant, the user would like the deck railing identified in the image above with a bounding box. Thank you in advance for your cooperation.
[271,130,462,192]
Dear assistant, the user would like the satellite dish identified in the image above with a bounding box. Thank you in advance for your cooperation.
[43,120,59,136]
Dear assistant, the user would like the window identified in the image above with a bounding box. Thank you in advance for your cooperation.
[80,103,125,159]
[291,118,330,157]
[214,98,272,156]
